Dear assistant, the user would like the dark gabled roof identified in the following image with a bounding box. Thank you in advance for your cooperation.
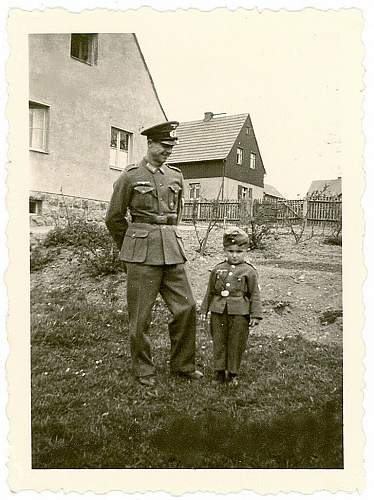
[168,113,249,163]
[264,184,285,199]
[307,178,342,197]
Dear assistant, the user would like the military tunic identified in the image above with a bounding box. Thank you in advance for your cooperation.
[201,260,263,375]
[105,157,197,378]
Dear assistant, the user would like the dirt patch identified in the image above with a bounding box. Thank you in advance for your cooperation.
[31,225,342,346]
[263,299,293,315]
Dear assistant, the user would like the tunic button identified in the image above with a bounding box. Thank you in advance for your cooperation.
[231,265,235,268]
[228,272,233,276]
[226,283,231,287]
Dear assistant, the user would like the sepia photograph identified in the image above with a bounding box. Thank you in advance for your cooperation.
[5,4,368,493]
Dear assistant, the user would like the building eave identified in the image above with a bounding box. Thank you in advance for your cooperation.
[133,34,167,121]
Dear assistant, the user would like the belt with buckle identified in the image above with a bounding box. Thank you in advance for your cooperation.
[217,291,242,297]
[132,214,178,225]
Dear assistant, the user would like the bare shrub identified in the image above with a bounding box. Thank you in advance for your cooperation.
[239,200,273,249]
[43,220,126,276]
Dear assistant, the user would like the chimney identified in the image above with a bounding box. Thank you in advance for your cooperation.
[204,111,214,122]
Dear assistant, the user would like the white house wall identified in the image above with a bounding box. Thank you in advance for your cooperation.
[29,34,165,203]
[183,177,223,200]
[223,177,264,200]
[183,176,264,200]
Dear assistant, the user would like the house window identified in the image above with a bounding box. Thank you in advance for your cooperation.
[29,101,49,152]
[250,152,256,169]
[238,186,253,199]
[238,185,247,199]
[110,127,132,170]
[245,127,250,135]
[29,199,42,215]
[189,183,200,199]
[70,34,98,65]
[236,147,243,165]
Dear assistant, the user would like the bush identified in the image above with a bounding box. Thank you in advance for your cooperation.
[43,220,126,276]
[239,202,273,250]
[247,220,271,249]
[44,224,80,247]
[44,220,101,247]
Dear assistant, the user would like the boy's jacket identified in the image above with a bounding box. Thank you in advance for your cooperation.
[201,260,263,317]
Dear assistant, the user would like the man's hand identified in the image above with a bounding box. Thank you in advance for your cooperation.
[249,318,260,328]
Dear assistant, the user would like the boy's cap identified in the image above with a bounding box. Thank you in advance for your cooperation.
[141,120,179,146]
[223,227,249,247]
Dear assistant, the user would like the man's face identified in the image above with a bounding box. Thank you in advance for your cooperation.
[224,244,247,265]
[147,140,174,166]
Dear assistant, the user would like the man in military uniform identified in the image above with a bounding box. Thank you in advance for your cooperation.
[105,121,203,386]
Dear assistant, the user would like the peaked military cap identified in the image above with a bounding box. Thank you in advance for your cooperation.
[223,226,249,247]
[141,120,179,146]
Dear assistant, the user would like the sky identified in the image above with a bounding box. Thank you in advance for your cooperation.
[134,9,363,198]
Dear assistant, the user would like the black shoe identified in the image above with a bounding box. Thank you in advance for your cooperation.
[174,370,203,380]
[227,372,239,386]
[213,370,226,384]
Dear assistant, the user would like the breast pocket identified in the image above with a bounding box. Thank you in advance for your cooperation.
[120,229,149,262]
[132,185,156,211]
[232,276,245,293]
[168,184,181,210]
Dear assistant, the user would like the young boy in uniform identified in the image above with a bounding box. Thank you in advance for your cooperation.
[201,227,262,385]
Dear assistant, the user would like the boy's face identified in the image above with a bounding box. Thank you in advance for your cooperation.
[224,244,247,265]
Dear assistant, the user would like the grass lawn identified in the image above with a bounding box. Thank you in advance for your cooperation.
[31,225,343,468]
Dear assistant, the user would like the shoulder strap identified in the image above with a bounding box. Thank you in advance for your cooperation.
[126,163,139,171]
[245,261,257,271]
[167,164,181,173]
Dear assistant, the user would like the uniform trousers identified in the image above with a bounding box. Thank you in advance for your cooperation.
[126,263,197,377]
[210,310,250,375]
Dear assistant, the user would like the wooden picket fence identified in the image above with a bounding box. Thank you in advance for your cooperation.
[182,195,342,228]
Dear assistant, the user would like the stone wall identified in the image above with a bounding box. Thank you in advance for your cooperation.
[29,191,108,227]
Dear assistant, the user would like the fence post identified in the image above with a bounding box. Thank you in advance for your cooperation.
[303,198,308,226]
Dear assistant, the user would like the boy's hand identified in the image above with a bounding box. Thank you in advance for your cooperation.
[249,318,260,328]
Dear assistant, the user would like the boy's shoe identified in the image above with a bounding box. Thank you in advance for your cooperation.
[227,373,239,386]
[174,370,204,380]
[213,370,226,384]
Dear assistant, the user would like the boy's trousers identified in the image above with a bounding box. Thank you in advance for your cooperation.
[210,310,250,374]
